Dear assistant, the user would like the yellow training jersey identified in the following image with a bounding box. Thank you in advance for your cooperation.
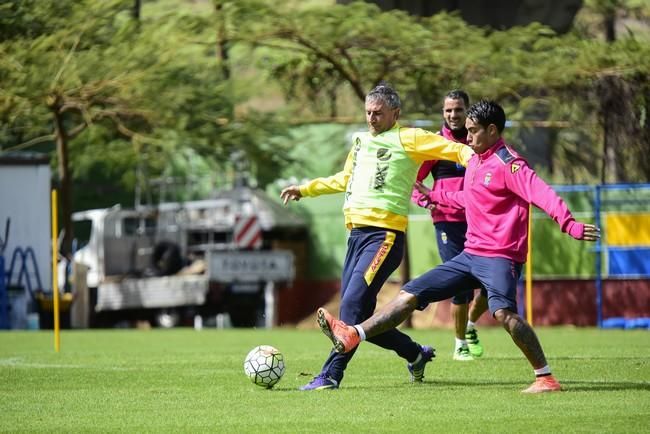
[299,124,474,232]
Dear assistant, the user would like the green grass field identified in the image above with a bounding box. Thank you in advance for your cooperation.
[1,327,649,433]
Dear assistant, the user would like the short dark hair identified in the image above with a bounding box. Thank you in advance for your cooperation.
[444,89,470,107]
[466,100,506,133]
[366,82,401,110]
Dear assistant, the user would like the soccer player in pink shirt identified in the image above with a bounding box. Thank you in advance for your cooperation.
[412,90,488,361]
[317,99,600,393]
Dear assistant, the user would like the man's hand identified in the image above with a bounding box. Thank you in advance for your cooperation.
[581,223,601,241]
[413,181,436,210]
[280,185,302,205]
[568,222,601,241]
[414,181,431,196]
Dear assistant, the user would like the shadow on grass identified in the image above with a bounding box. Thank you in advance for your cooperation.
[274,379,523,392]
[274,379,650,393]
[560,380,650,392]
[552,356,650,361]
[467,356,647,361]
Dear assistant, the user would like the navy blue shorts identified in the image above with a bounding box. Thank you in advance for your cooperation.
[434,221,480,305]
[320,226,423,383]
[338,226,405,324]
[404,251,522,315]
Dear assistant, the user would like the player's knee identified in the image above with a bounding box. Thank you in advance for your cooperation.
[494,308,526,330]
[493,308,514,323]
[397,290,418,308]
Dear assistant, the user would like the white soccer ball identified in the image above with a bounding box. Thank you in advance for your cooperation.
[243,345,285,389]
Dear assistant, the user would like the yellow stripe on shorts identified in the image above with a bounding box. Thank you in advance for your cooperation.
[364,231,396,286]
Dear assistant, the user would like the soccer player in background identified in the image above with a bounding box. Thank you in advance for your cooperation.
[317,99,600,393]
[411,89,488,361]
[280,83,474,391]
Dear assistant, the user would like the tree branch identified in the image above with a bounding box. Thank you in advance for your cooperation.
[293,34,365,101]
[1,134,56,153]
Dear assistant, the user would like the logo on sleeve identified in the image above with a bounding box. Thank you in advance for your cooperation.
[511,163,521,174]
[483,172,492,186]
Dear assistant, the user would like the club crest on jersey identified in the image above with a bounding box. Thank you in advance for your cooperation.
[376,148,392,161]
[483,173,492,186]
[511,163,521,174]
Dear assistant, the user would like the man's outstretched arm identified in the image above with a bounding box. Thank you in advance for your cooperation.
[281,146,354,205]
[414,181,465,210]
[505,161,601,241]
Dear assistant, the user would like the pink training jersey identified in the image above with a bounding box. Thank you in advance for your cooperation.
[429,139,585,263]
[411,125,467,223]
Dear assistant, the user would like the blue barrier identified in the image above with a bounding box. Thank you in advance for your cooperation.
[602,317,650,330]
[0,218,8,329]
[0,256,8,329]
[553,183,650,328]
[594,184,650,328]
[6,246,43,301]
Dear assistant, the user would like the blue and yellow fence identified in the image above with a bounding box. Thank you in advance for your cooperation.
[593,184,650,327]
[604,212,650,276]
[282,182,650,327]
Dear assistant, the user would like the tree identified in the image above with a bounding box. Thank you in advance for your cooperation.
[236,2,649,183]
[0,0,296,256]
[228,1,440,117]
[574,0,650,182]
[0,1,156,256]
[577,0,650,41]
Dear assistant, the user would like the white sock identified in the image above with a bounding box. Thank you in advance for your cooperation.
[455,337,467,350]
[354,325,366,341]
[534,365,551,377]
[467,320,476,331]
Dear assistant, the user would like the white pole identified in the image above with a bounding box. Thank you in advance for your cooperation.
[264,280,276,328]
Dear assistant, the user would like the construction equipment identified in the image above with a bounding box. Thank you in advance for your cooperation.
[70,186,307,328]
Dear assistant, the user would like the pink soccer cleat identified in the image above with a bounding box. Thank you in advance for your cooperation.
[317,308,360,353]
[522,375,562,393]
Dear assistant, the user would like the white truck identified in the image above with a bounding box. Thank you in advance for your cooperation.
[69,187,306,328]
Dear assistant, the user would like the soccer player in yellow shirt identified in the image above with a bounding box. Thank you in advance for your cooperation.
[281,83,473,390]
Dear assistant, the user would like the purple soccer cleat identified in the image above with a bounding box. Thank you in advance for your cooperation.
[407,345,435,382]
[299,374,339,391]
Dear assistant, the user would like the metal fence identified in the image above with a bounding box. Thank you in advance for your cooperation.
[551,183,650,327]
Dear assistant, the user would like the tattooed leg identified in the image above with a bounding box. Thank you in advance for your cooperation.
[359,291,419,339]
[494,309,548,369]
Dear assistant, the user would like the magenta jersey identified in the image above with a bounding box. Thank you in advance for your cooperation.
[430,139,585,263]
[411,125,468,223]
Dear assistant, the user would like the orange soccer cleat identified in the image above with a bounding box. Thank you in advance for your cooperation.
[317,308,360,353]
[522,375,562,394]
